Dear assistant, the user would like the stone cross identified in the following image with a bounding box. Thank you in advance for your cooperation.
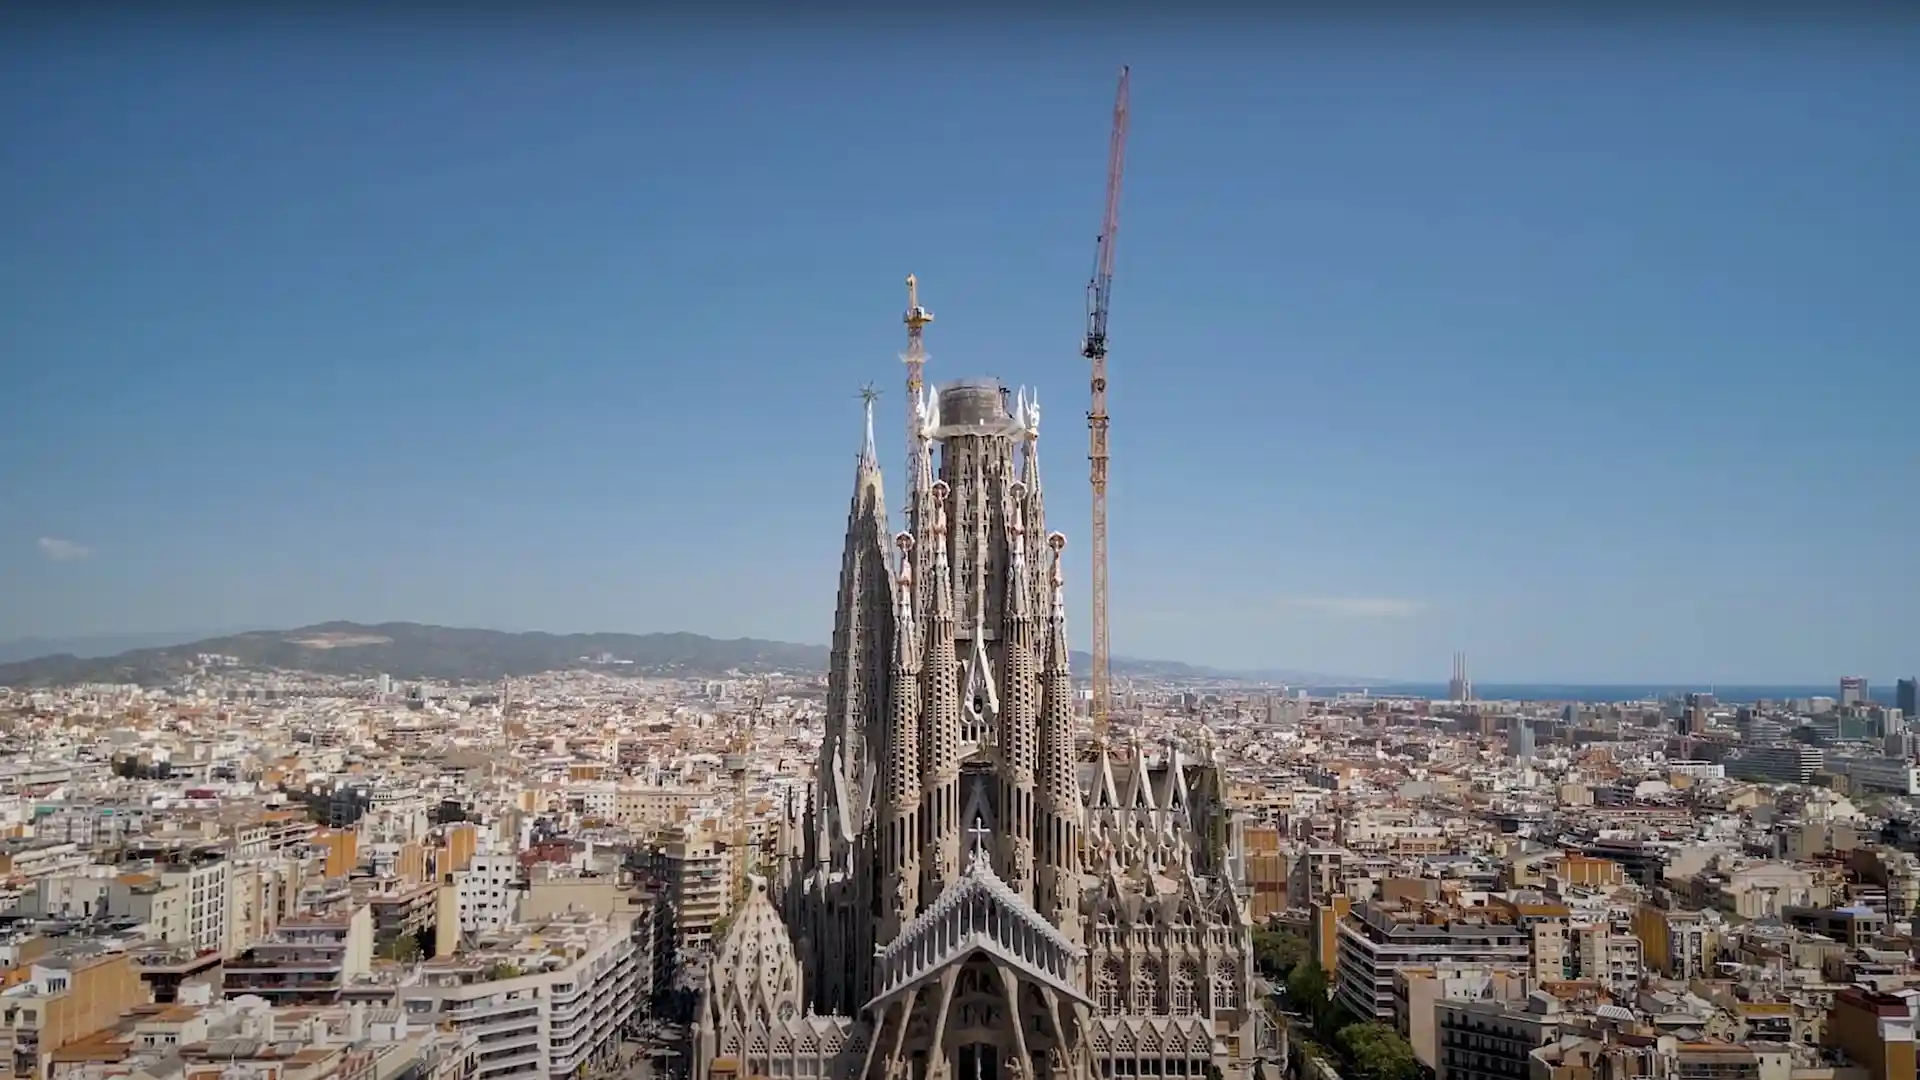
[967,816,992,864]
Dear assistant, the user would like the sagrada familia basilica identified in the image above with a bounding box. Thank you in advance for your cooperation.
[690,308,1263,1080]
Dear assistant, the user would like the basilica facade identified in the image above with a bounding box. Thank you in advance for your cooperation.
[691,356,1261,1080]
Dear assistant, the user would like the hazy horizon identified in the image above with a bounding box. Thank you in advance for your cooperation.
[0,620,1911,690]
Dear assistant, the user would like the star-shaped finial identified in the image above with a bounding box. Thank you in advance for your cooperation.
[858,382,882,408]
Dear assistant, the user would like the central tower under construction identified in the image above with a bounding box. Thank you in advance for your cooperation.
[690,283,1261,1080]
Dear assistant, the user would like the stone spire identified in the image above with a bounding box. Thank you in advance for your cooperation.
[1018,387,1049,604]
[818,395,891,870]
[959,454,1000,750]
[705,877,802,1031]
[862,383,881,466]
[997,489,1041,903]
[879,531,923,941]
[908,389,939,627]
[919,482,963,900]
[1037,531,1084,938]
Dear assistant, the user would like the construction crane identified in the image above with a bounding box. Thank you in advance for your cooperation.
[724,712,755,909]
[903,274,935,491]
[1084,66,1130,743]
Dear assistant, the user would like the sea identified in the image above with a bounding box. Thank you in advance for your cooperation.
[1285,683,1880,706]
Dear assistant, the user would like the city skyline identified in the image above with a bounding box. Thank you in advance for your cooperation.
[4,15,1916,683]
[0,622,1911,700]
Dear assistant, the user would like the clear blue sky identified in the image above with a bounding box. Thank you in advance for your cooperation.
[4,12,1916,683]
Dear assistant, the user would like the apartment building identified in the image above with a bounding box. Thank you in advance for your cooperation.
[1240,825,1286,921]
[367,783,431,829]
[517,869,657,1004]
[364,840,431,883]
[612,785,713,829]
[1341,811,1452,857]
[108,872,189,943]
[1289,848,1349,911]
[128,945,225,1005]
[1534,1035,1767,1080]
[633,828,732,984]
[1826,986,1918,1080]
[1573,926,1642,997]
[0,949,147,1080]
[365,878,439,952]
[1727,745,1824,786]
[1782,904,1888,947]
[396,912,643,1080]
[1820,755,1920,796]
[1487,896,1572,984]
[221,906,376,1005]
[1436,993,1564,1080]
[43,995,472,1080]
[446,852,520,938]
[1335,900,1531,1022]
[1391,965,1530,1071]
[159,851,232,953]
[26,805,146,851]
[227,810,316,856]
[9,876,115,921]
[0,843,88,885]
[227,854,304,956]
[1632,904,1724,980]
[1850,847,1920,917]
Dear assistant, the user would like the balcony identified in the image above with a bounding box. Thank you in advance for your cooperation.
[474,1049,541,1079]
[223,978,343,994]
[463,1012,542,1040]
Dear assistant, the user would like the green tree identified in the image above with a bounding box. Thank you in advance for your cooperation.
[1316,999,1359,1043]
[1337,1021,1421,1080]
[1285,961,1329,1021]
[1251,928,1308,978]
[382,935,423,962]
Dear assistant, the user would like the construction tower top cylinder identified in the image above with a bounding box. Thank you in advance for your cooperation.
[935,378,1020,438]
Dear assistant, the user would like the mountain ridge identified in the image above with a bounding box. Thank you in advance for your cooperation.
[0,621,1330,688]
[0,630,253,664]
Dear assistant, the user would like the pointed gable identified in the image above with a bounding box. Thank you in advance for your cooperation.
[1156,748,1190,812]
[866,849,1091,1013]
[1122,740,1156,812]
[1084,751,1121,810]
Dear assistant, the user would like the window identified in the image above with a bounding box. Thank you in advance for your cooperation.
[1098,959,1123,1016]
[1172,960,1200,1016]
[1134,959,1162,1014]
[1211,969,1239,1013]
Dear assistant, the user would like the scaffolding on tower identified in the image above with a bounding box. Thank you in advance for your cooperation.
[902,274,935,502]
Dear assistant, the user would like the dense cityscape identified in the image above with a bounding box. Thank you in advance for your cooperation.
[3,631,1919,1080]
